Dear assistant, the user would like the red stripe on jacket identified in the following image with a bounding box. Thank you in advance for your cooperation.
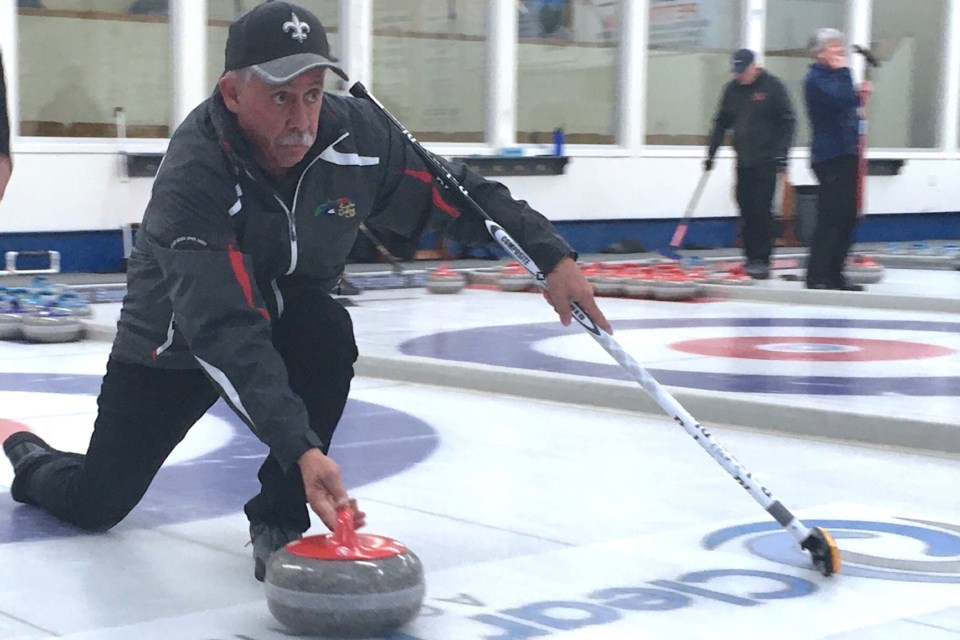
[228,244,270,320]
[403,169,460,218]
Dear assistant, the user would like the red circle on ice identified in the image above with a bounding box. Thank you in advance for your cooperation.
[670,336,954,361]
[0,418,31,441]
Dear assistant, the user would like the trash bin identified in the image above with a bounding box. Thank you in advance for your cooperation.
[793,185,819,247]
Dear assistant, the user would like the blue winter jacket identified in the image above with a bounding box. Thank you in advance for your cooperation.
[803,63,860,164]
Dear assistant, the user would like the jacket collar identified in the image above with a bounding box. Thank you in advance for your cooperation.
[208,88,264,179]
[732,68,766,89]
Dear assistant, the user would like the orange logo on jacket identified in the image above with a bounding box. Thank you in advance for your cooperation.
[751,92,767,102]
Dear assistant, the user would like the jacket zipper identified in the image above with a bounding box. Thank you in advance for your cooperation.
[285,153,326,275]
[270,192,298,275]
[245,151,324,277]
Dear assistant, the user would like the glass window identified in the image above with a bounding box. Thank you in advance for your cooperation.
[765,0,849,151]
[518,0,620,146]
[646,0,742,145]
[870,0,947,148]
[372,0,487,143]
[18,0,170,138]
[207,1,341,97]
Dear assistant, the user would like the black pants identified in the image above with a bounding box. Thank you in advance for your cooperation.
[11,290,357,534]
[806,155,859,287]
[735,162,778,265]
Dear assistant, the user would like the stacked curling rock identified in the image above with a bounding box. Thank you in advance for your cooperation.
[496,259,712,301]
[0,295,26,340]
[265,508,425,638]
[583,261,707,301]
[844,254,885,285]
[0,277,90,343]
[581,263,603,295]
[620,265,656,299]
[647,263,701,301]
[588,262,628,297]
[496,262,536,292]
[21,308,84,343]
[425,263,466,294]
[624,263,655,294]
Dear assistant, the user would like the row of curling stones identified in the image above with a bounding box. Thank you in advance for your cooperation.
[265,507,424,638]
[2,278,93,312]
[4,276,93,315]
[0,297,86,343]
[844,254,885,285]
[493,261,755,300]
[582,262,752,301]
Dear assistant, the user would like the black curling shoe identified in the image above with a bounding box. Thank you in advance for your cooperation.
[3,431,56,474]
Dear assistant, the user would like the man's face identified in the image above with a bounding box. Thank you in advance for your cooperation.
[818,40,845,65]
[735,63,758,85]
[220,68,326,176]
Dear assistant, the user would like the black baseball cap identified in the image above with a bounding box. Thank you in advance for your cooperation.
[225,1,348,84]
[732,48,755,74]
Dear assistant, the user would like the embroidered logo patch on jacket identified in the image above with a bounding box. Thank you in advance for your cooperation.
[336,198,357,218]
[314,197,356,218]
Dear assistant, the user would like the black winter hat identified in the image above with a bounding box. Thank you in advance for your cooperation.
[225,1,347,84]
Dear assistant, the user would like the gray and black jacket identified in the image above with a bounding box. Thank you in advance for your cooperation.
[112,89,574,470]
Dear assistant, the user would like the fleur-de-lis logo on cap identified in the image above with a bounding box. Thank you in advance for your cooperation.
[283,12,311,43]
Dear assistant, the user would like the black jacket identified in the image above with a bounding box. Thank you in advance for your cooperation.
[707,69,795,167]
[112,89,574,471]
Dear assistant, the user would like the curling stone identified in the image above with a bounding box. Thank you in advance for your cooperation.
[684,271,709,297]
[591,272,625,297]
[497,262,535,292]
[265,508,425,638]
[650,275,699,301]
[0,297,24,340]
[844,254,884,285]
[0,313,20,340]
[581,264,603,295]
[425,264,466,294]
[20,308,84,343]
[686,266,710,286]
[621,268,655,299]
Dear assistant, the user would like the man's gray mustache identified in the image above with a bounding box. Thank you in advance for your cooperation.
[277,131,315,146]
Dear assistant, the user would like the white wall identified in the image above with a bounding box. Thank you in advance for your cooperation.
[0,142,162,232]
[495,153,960,221]
[1,144,957,232]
